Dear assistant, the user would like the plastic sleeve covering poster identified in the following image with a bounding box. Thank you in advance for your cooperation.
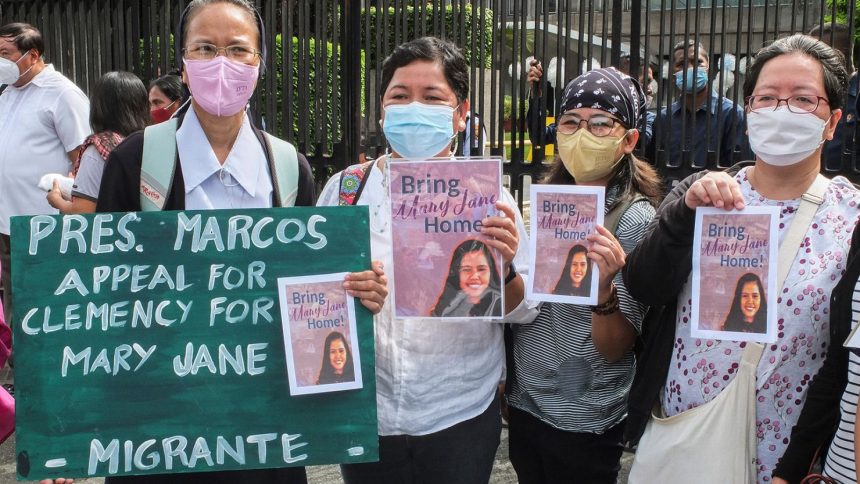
[388,158,504,320]
[10,207,378,480]
[277,273,362,395]
[691,207,779,343]
[527,184,605,305]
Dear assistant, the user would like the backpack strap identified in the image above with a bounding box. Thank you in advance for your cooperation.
[604,195,649,236]
[263,133,299,207]
[140,118,179,211]
[338,160,375,206]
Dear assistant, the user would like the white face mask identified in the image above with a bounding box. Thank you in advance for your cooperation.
[0,51,31,85]
[747,106,827,166]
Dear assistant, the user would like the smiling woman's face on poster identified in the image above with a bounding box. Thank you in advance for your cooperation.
[458,249,491,304]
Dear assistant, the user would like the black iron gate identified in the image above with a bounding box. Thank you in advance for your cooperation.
[0,0,857,201]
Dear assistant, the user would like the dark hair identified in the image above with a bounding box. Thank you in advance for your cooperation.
[743,34,848,110]
[380,36,469,103]
[90,71,150,136]
[149,74,186,103]
[431,239,501,317]
[809,23,857,73]
[618,55,655,79]
[177,0,266,71]
[553,244,592,296]
[722,273,768,333]
[317,331,355,385]
[672,38,709,58]
[0,23,44,56]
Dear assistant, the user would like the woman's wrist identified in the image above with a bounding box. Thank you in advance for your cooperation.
[591,283,619,316]
[504,263,517,285]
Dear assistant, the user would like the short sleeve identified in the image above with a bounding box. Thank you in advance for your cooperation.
[52,87,91,153]
[316,170,342,207]
[71,145,106,201]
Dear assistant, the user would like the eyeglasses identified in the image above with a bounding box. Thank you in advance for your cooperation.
[557,114,621,137]
[183,42,260,63]
[745,95,829,114]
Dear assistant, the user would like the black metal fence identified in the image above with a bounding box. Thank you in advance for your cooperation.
[0,0,857,200]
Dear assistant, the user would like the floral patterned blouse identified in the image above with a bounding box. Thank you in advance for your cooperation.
[662,167,860,482]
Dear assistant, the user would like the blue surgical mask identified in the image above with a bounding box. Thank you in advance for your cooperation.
[674,67,708,93]
[382,102,457,159]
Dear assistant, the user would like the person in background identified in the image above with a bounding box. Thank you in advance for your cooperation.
[317,36,529,484]
[148,73,186,123]
[47,71,150,214]
[810,22,858,171]
[648,39,751,168]
[0,22,90,326]
[526,55,656,149]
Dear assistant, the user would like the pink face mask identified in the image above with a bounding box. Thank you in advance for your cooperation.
[183,56,259,117]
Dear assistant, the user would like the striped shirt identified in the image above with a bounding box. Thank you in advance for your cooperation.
[823,278,860,483]
[507,188,655,433]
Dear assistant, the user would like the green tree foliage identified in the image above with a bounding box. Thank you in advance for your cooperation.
[361,3,494,67]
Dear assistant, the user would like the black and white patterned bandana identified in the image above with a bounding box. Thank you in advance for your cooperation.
[560,67,646,129]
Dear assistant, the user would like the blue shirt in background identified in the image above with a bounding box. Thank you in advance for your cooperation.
[823,73,858,172]
[648,91,751,169]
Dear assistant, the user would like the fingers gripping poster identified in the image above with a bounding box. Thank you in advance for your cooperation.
[691,207,779,343]
[527,185,605,305]
[388,158,504,320]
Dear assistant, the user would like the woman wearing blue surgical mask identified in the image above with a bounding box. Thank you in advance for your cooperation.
[505,67,663,484]
[317,36,529,484]
[623,35,860,484]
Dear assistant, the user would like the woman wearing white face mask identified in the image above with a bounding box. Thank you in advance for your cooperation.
[623,34,860,484]
[317,36,529,484]
[504,67,663,484]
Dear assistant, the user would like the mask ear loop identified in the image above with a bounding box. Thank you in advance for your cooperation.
[450,102,464,157]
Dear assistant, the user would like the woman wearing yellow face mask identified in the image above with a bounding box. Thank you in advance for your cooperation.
[505,67,662,483]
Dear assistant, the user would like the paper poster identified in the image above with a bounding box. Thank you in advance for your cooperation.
[388,158,504,320]
[691,207,780,343]
[527,184,605,305]
[278,273,363,395]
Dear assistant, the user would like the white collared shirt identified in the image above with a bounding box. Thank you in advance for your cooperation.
[176,108,272,210]
[317,161,531,436]
[0,65,90,233]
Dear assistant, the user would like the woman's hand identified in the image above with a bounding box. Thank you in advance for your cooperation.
[684,171,745,211]
[344,260,388,314]
[586,225,626,293]
[46,180,68,210]
[481,201,520,273]
[40,479,74,484]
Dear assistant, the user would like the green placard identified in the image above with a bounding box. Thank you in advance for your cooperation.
[10,207,377,480]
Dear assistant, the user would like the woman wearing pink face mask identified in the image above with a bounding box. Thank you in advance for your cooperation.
[96,1,387,483]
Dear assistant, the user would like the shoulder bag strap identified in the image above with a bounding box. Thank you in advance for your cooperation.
[338,160,374,206]
[745,173,830,362]
[139,118,179,211]
[604,195,649,237]
[264,133,299,207]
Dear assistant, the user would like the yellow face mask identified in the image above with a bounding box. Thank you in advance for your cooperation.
[557,130,626,182]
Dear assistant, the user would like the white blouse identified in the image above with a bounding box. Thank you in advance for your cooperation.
[317,161,531,436]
